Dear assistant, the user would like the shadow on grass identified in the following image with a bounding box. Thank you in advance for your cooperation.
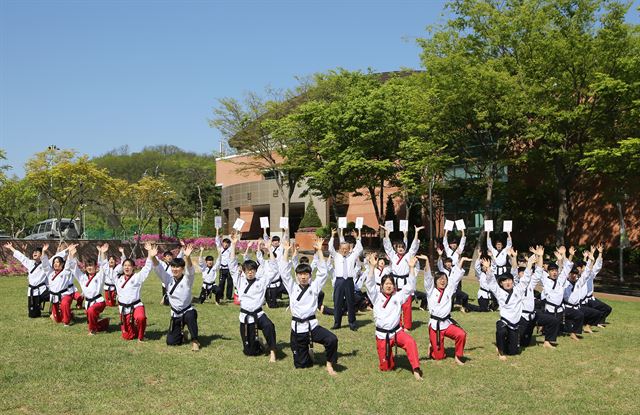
[198,334,232,348]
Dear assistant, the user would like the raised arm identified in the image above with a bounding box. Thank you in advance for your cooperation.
[183,244,195,285]
[364,253,379,303]
[277,240,295,295]
[408,226,423,256]
[478,257,499,294]
[459,230,466,252]
[5,242,32,269]
[506,232,513,249]
[396,256,417,304]
[311,239,330,291]
[328,229,337,257]
[228,232,241,288]
[443,230,453,257]
[417,254,434,296]
[353,229,363,257]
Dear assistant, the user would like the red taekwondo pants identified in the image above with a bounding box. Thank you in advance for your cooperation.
[120,306,147,340]
[429,324,466,360]
[376,329,420,371]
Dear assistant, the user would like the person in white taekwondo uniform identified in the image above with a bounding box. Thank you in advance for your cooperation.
[228,232,279,362]
[159,245,184,306]
[42,244,77,326]
[278,239,339,376]
[540,246,583,341]
[328,228,364,331]
[214,227,234,302]
[486,230,513,275]
[478,252,536,360]
[197,247,219,304]
[99,246,125,307]
[422,254,471,365]
[153,243,201,351]
[262,226,288,308]
[578,244,611,325]
[67,244,110,335]
[381,224,423,330]
[563,249,604,335]
[114,243,155,341]
[364,252,422,380]
[4,242,51,318]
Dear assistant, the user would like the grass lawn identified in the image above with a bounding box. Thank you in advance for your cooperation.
[1,268,639,415]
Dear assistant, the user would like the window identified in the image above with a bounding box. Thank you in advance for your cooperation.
[247,192,252,201]
[44,222,52,232]
[273,189,278,198]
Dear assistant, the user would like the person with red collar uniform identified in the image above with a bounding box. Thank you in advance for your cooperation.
[99,245,125,307]
[381,224,423,330]
[422,254,471,365]
[4,242,51,318]
[364,252,423,380]
[42,244,78,326]
[114,242,155,341]
[67,244,110,335]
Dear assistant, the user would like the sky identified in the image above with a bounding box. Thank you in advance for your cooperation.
[0,0,638,177]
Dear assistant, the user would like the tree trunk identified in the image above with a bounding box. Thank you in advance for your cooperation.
[555,185,569,246]
[474,175,494,253]
[379,178,384,224]
[616,200,626,283]
[367,186,382,226]
[197,184,204,232]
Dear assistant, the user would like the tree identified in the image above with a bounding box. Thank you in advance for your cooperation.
[200,194,219,237]
[580,138,640,282]
[298,198,323,228]
[0,178,39,237]
[129,175,177,251]
[209,90,305,227]
[25,148,113,239]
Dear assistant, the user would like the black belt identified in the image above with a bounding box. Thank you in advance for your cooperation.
[269,278,282,286]
[499,316,519,330]
[29,283,48,310]
[48,288,68,313]
[104,283,116,290]
[376,324,401,362]
[293,314,317,349]
[522,309,535,316]
[431,314,458,350]
[480,287,492,295]
[580,294,594,305]
[240,307,263,349]
[171,304,193,316]
[544,300,564,316]
[119,299,141,325]
[563,301,580,310]
[86,294,103,309]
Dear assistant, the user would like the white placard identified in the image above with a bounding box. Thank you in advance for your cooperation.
[214,216,222,229]
[355,217,364,229]
[259,216,269,229]
[503,220,513,233]
[444,220,454,231]
[399,220,409,232]
[455,219,466,230]
[484,220,494,232]
[232,218,245,231]
[385,220,394,232]
[338,217,347,229]
[279,217,289,229]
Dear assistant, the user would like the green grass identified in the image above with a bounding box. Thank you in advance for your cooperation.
[1,270,639,415]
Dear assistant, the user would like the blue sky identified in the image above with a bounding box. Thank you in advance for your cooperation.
[0,0,638,177]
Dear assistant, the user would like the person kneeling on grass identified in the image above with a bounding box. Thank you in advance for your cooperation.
[421,254,471,365]
[277,239,339,376]
[44,245,77,326]
[153,243,201,351]
[114,243,155,342]
[197,247,219,304]
[67,244,110,335]
[364,252,422,380]
[479,253,536,361]
[228,232,279,363]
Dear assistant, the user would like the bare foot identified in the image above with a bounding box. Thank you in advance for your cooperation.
[138,339,144,343]
[570,333,580,341]
[454,356,465,366]
[413,368,423,381]
[597,324,606,328]
[326,362,338,377]
[320,305,325,313]
[583,325,593,334]
[460,307,467,314]
[88,331,96,336]
[192,341,200,351]
[498,355,507,361]
[50,314,56,322]
[543,341,556,349]
[269,350,276,363]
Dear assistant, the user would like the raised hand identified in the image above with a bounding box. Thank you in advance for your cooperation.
[3,242,13,251]
[535,245,544,257]
[144,241,153,252]
[313,238,324,252]
[557,246,566,256]
[408,256,418,268]
[436,247,443,257]
[184,244,194,257]
[230,231,239,244]
[590,245,597,256]
[147,244,159,258]
[118,246,125,255]
[199,247,204,254]
[508,247,517,257]
[481,258,491,269]
[367,252,378,266]
[282,239,291,252]
[568,246,576,257]
[414,225,425,233]
[68,244,77,257]
[597,243,604,253]
[331,228,337,237]
[42,243,49,253]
